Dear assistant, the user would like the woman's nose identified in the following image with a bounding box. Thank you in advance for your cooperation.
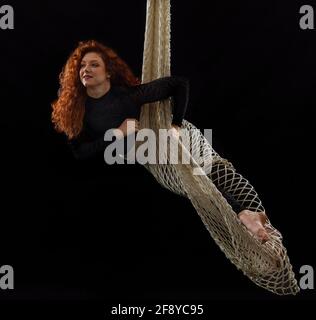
[83,65,91,73]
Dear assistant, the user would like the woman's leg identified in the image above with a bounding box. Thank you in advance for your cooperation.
[208,162,269,242]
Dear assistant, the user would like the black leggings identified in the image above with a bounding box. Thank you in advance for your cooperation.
[207,162,265,213]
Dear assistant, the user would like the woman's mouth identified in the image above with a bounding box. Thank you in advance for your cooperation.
[83,75,93,80]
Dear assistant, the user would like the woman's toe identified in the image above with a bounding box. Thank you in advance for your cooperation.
[257,228,269,242]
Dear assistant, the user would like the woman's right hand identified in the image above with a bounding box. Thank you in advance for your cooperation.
[117,118,140,137]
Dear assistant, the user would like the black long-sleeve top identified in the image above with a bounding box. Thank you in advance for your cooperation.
[68,76,244,213]
[69,76,188,161]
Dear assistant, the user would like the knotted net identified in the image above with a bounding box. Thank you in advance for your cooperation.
[137,0,299,295]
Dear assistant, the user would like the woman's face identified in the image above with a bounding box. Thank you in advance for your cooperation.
[79,52,109,88]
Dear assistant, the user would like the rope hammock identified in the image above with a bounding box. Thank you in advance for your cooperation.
[138,0,299,295]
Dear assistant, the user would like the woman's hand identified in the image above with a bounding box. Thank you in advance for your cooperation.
[171,124,181,131]
[170,124,181,138]
[117,118,140,137]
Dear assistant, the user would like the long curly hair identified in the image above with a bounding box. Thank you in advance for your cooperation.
[51,40,140,139]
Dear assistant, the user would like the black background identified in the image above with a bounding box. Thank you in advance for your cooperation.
[1,0,315,318]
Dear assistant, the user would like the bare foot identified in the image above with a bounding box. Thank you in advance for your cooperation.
[238,210,269,243]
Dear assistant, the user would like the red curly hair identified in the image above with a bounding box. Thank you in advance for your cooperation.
[51,40,140,139]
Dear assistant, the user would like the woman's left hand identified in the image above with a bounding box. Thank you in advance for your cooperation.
[170,124,181,138]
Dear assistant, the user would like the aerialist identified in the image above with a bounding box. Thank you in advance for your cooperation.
[51,40,269,242]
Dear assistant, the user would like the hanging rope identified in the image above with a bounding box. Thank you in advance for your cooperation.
[138,0,299,295]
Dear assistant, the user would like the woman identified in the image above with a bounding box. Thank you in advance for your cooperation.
[51,40,269,242]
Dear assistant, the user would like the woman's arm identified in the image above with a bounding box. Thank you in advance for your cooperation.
[68,136,109,161]
[129,76,190,126]
[68,119,139,160]
[67,129,116,160]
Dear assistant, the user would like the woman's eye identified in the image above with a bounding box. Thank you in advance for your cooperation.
[80,63,98,68]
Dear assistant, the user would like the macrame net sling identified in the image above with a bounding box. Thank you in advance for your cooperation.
[137,0,299,295]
